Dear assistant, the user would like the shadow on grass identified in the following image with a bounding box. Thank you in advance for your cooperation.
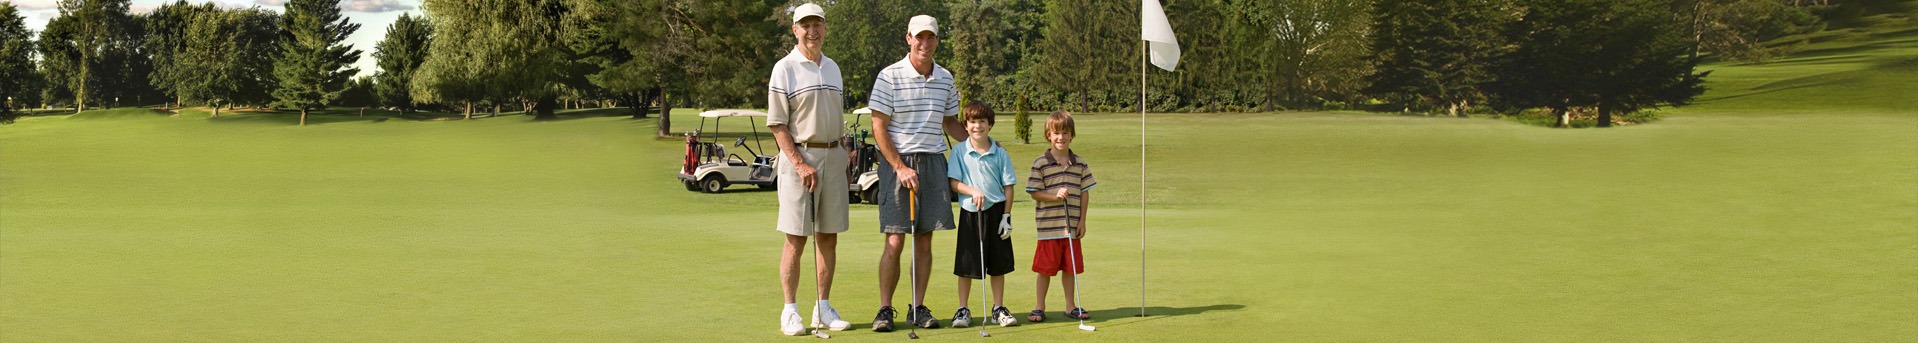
[937,304,1243,337]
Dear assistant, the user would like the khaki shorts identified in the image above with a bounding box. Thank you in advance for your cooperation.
[775,146,850,236]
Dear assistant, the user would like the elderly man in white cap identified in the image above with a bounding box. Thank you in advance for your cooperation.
[867,14,969,332]
[769,2,851,336]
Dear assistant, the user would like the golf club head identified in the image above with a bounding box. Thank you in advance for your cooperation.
[812,329,831,339]
[979,329,990,337]
[908,332,920,339]
[1079,324,1097,331]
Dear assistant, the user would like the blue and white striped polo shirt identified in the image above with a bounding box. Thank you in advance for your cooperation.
[867,58,962,154]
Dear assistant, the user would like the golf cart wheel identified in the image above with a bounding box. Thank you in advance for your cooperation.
[848,190,862,204]
[682,181,698,191]
[700,175,726,193]
[757,178,777,190]
[862,188,877,204]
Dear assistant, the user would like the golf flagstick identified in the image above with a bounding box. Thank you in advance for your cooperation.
[907,188,920,340]
[974,209,991,337]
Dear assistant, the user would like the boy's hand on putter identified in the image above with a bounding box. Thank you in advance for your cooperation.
[970,195,984,210]
[1054,188,1070,201]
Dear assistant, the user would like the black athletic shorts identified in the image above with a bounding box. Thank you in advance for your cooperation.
[954,201,1016,278]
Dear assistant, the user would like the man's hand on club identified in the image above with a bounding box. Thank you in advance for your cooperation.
[895,166,918,190]
[998,214,1013,240]
[795,162,818,191]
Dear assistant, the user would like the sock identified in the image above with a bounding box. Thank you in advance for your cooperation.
[816,300,831,310]
[784,303,798,313]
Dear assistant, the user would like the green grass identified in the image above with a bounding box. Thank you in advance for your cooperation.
[4,33,1915,342]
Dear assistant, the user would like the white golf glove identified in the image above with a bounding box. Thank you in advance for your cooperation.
[998,214,1013,240]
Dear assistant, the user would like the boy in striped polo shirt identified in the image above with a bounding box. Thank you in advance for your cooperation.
[1024,111,1097,323]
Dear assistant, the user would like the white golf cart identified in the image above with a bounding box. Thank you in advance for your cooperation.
[848,107,883,203]
[679,109,778,193]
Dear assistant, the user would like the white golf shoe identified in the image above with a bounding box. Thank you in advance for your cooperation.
[781,307,807,336]
[812,304,852,331]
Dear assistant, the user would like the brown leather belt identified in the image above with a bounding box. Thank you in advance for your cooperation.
[802,141,840,149]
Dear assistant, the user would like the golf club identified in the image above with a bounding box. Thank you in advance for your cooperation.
[974,209,991,337]
[808,192,831,339]
[1065,228,1095,332]
[907,188,920,340]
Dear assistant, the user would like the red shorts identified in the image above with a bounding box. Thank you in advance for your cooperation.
[1031,238,1085,276]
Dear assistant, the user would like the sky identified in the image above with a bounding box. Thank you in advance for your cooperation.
[6,0,422,79]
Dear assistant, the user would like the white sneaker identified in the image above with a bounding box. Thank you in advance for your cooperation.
[812,304,852,331]
[781,307,807,336]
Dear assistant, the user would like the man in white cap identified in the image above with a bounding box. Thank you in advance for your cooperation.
[867,14,967,332]
[768,2,851,336]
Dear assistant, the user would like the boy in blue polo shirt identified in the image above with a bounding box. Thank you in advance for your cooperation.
[946,101,1020,328]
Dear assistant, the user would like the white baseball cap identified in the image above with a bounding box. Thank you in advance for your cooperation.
[792,3,824,24]
[907,15,938,37]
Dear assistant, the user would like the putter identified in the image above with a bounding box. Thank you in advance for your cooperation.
[907,188,920,340]
[808,192,832,339]
[1065,227,1095,332]
[974,209,991,337]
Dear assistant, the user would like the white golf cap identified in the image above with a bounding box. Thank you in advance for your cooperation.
[907,15,938,37]
[792,3,824,24]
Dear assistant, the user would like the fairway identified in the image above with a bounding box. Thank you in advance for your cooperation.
[5,38,1918,343]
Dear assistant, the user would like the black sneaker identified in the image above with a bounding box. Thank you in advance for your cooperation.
[912,305,942,329]
[950,307,973,328]
[872,306,897,332]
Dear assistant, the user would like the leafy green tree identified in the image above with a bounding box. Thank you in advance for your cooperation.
[1253,0,1371,111]
[273,0,363,125]
[144,0,217,109]
[586,0,671,121]
[592,0,785,135]
[1,3,38,122]
[46,0,134,111]
[1367,0,1508,116]
[825,0,950,110]
[180,8,278,117]
[373,13,432,114]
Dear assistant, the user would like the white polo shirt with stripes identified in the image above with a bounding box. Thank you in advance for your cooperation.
[766,49,845,143]
[867,57,961,154]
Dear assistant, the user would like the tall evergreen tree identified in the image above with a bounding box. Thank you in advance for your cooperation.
[948,0,1043,111]
[1033,0,1133,112]
[373,13,431,114]
[1366,0,1507,117]
[1496,0,1706,127]
[273,0,362,125]
[1,2,39,122]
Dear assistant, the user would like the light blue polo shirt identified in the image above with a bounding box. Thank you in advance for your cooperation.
[946,137,1018,213]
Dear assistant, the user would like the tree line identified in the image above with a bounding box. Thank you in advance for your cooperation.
[0,0,1890,127]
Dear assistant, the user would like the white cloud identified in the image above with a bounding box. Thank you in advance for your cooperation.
[341,0,411,13]
[9,0,59,11]
[254,0,287,5]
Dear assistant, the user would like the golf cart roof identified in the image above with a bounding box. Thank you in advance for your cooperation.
[698,109,769,118]
[852,107,872,115]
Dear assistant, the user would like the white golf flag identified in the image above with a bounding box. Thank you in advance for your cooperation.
[1142,0,1180,71]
